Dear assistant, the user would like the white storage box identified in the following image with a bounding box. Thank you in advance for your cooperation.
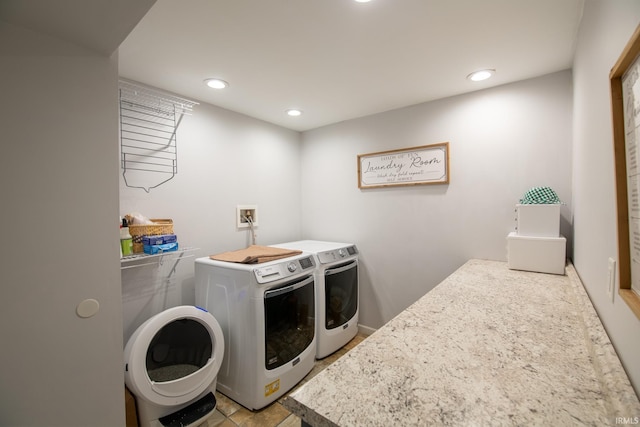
[516,204,561,237]
[507,232,566,275]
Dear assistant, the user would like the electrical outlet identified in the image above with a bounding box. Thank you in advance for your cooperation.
[237,205,258,229]
[607,257,616,303]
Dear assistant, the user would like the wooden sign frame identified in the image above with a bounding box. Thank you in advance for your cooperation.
[357,142,449,189]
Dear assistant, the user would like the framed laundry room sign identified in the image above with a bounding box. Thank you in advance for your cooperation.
[357,142,449,189]
[611,23,640,319]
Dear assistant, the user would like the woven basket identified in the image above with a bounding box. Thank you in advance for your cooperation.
[128,219,174,253]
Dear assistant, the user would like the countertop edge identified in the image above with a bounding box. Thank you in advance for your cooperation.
[565,263,640,414]
[282,395,338,427]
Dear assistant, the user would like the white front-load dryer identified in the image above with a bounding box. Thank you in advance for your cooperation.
[272,240,359,359]
[124,305,224,427]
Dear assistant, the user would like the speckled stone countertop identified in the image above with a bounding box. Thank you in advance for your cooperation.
[283,259,640,426]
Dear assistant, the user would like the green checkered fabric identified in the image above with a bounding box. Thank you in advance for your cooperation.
[519,187,562,204]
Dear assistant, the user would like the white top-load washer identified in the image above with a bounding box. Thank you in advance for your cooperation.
[271,240,359,359]
[194,252,316,410]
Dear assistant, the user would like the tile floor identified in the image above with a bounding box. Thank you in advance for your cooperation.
[198,333,367,427]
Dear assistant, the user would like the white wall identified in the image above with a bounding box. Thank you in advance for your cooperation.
[572,0,640,394]
[119,100,302,339]
[301,71,573,329]
[0,23,125,426]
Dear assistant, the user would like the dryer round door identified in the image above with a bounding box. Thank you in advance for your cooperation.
[124,305,224,407]
[325,261,358,329]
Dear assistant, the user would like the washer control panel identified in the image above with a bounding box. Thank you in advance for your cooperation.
[287,262,297,273]
[317,245,358,264]
[254,256,315,284]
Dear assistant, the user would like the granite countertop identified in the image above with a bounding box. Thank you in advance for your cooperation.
[283,259,640,426]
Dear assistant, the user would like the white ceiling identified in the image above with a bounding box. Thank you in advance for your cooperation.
[0,0,155,55]
[2,0,585,132]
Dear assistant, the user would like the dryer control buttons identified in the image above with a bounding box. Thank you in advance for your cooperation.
[287,262,297,273]
[338,249,346,258]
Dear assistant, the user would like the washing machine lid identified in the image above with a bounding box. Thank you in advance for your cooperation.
[124,306,224,407]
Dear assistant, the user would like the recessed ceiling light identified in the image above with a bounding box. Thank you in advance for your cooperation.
[467,69,495,82]
[354,0,372,2]
[286,109,302,117]
[204,78,228,89]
